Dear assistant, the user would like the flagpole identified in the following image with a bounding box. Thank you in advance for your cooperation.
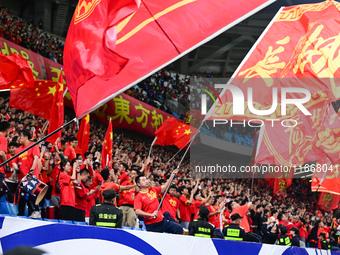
[166,139,191,164]
[0,118,77,168]
[148,137,157,159]
[155,120,203,215]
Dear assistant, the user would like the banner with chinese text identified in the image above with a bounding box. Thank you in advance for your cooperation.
[209,1,340,121]
[0,37,63,82]
[65,93,179,137]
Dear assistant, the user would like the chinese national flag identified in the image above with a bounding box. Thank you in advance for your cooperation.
[0,53,34,89]
[154,117,197,149]
[102,121,113,168]
[10,79,59,120]
[46,73,64,144]
[209,1,340,121]
[317,192,340,212]
[65,0,274,118]
[263,166,293,194]
[75,114,90,158]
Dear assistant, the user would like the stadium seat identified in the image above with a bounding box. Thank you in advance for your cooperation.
[16,216,28,219]
[44,199,51,207]
[0,214,10,217]
[43,219,59,223]
[0,201,11,215]
[0,195,6,202]
[73,221,87,225]
[139,221,146,230]
[58,220,74,224]
[121,226,133,230]
[7,202,18,216]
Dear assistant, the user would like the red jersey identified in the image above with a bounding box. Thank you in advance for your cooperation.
[75,181,88,211]
[119,180,136,206]
[90,171,103,200]
[14,142,40,181]
[50,165,61,196]
[191,200,202,220]
[59,171,75,207]
[231,204,250,233]
[0,134,7,174]
[134,186,163,225]
[179,195,191,222]
[160,193,179,220]
[119,171,129,183]
[317,227,331,249]
[64,146,76,162]
[208,205,219,228]
[99,182,120,203]
[86,188,97,217]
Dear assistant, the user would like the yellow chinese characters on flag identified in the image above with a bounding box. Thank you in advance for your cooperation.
[210,1,340,121]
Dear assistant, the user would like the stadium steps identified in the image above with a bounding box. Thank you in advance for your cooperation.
[53,4,69,36]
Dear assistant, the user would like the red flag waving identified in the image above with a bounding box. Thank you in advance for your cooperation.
[65,0,274,118]
[154,117,197,149]
[317,192,340,212]
[10,79,60,120]
[64,0,139,117]
[75,114,90,158]
[0,53,34,89]
[46,73,64,144]
[102,121,113,168]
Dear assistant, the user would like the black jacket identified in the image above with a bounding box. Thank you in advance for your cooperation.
[223,223,245,241]
[89,202,123,228]
[291,236,300,247]
[189,218,215,238]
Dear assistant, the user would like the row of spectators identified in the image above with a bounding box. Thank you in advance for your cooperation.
[0,94,338,250]
[0,8,64,64]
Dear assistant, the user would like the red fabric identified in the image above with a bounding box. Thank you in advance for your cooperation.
[64,146,76,163]
[86,187,97,217]
[154,117,197,149]
[101,121,113,168]
[50,165,61,196]
[317,192,340,212]
[160,193,179,220]
[0,134,7,174]
[9,79,58,120]
[75,181,88,210]
[59,171,75,207]
[190,200,202,220]
[0,52,34,89]
[179,195,191,222]
[89,171,103,201]
[75,114,90,157]
[134,186,163,225]
[208,205,218,228]
[14,143,40,181]
[119,179,136,206]
[46,73,64,144]
[317,227,331,249]
[64,0,139,117]
[231,204,250,233]
[38,170,49,184]
[99,182,120,203]
[119,171,129,183]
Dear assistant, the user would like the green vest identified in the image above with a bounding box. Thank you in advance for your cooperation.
[224,227,243,241]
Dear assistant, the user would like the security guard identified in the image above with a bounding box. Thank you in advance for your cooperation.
[276,225,291,246]
[223,213,245,241]
[319,233,331,250]
[189,205,215,238]
[89,189,123,228]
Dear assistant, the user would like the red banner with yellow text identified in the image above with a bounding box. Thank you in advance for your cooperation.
[209,1,340,121]
[0,37,63,82]
[65,92,178,137]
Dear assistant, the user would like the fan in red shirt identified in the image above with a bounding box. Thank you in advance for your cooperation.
[134,171,183,234]
[191,191,211,221]
[64,137,78,163]
[179,181,198,229]
[0,121,10,192]
[90,162,103,203]
[118,162,129,184]
[59,159,78,221]
[12,130,41,218]
[74,168,96,222]
[99,168,135,204]
[119,168,138,227]
[160,184,180,222]
[229,200,254,233]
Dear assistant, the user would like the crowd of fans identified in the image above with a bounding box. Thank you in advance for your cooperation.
[0,94,338,250]
[0,8,64,64]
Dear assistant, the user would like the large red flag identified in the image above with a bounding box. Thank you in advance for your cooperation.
[102,121,113,168]
[0,52,34,89]
[64,0,274,118]
[209,1,340,121]
[46,73,64,144]
[10,79,60,120]
[317,192,340,212]
[75,114,90,158]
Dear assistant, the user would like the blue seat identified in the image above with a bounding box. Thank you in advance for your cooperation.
[58,220,73,224]
[0,214,11,217]
[7,202,19,216]
[44,199,51,207]
[139,221,146,230]
[44,218,59,222]
[73,221,87,225]
[16,216,28,219]
[0,195,6,202]
[0,201,10,215]
[121,226,132,230]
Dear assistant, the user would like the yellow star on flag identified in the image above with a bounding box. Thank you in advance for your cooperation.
[184,129,191,135]
[48,86,57,96]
